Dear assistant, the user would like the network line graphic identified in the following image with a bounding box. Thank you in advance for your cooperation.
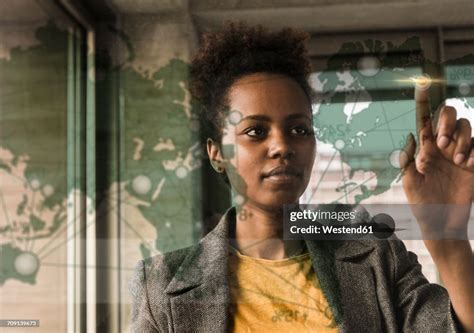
[1,22,473,290]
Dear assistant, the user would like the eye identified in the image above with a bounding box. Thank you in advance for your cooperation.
[245,126,267,138]
[291,125,313,136]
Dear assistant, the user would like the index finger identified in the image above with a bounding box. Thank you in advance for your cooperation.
[415,82,432,138]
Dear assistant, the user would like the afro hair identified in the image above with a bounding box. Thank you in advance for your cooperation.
[189,22,313,143]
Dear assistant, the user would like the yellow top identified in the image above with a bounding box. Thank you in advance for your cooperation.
[229,248,339,333]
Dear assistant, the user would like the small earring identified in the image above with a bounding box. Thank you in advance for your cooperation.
[211,161,223,173]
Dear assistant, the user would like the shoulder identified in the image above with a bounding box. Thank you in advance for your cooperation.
[128,245,201,332]
[342,236,417,259]
[334,237,423,282]
[368,238,421,273]
[129,207,234,295]
[130,245,196,292]
[333,237,412,261]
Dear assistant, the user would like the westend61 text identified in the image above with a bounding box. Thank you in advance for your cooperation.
[290,224,374,235]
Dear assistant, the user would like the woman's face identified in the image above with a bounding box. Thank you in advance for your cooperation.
[209,72,316,211]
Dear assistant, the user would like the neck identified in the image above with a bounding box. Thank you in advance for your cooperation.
[231,202,305,260]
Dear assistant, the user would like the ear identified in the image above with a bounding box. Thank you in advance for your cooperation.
[207,138,224,168]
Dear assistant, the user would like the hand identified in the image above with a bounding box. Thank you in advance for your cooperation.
[400,85,474,237]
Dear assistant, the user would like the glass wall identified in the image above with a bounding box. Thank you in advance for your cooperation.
[0,1,92,331]
[305,29,474,283]
[1,1,473,331]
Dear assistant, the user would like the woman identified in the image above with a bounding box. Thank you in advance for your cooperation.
[129,23,474,332]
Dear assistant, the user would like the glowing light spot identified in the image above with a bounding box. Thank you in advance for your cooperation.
[459,82,470,96]
[335,139,345,150]
[175,166,188,179]
[132,175,152,195]
[14,252,39,276]
[389,150,406,169]
[43,185,54,197]
[229,110,242,125]
[357,56,380,77]
[411,74,432,91]
[234,194,245,205]
[30,179,40,190]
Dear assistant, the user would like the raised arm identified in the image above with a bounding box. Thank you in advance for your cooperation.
[400,82,474,331]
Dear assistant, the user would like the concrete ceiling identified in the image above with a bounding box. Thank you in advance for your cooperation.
[106,0,188,14]
[107,0,438,12]
[103,0,474,34]
[189,0,422,11]
[190,0,474,34]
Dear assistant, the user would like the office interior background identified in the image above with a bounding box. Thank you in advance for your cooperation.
[0,0,473,331]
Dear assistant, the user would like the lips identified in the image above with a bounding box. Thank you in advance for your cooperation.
[262,165,301,179]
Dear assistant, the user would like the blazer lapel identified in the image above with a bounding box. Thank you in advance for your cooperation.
[165,209,234,332]
[306,240,382,332]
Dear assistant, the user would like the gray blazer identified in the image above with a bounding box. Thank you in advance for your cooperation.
[129,208,461,332]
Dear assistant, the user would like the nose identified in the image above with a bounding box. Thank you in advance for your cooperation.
[267,131,295,159]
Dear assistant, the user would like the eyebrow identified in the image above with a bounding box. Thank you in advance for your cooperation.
[240,114,312,122]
